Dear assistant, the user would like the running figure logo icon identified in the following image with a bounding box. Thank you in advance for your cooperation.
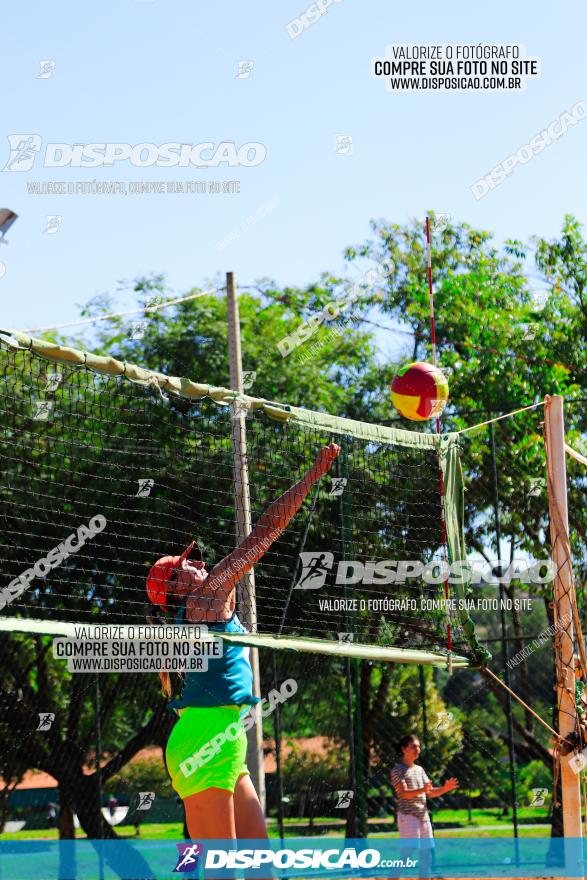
[173,843,202,873]
[294,552,334,590]
[32,401,54,421]
[136,478,155,498]
[329,477,347,497]
[44,372,62,392]
[433,710,454,733]
[37,713,55,731]
[136,791,155,811]
[37,61,56,79]
[530,788,548,807]
[44,215,62,235]
[236,61,255,79]
[3,135,42,171]
[335,790,354,809]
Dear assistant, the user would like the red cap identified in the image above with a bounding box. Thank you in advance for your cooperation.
[146,541,197,610]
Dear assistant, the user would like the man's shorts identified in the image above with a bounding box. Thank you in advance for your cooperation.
[397,812,435,849]
[165,705,249,799]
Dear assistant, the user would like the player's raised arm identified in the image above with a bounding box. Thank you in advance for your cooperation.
[205,443,341,594]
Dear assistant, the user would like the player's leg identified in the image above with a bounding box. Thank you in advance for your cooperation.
[397,813,420,879]
[183,786,236,838]
[418,814,434,880]
[234,772,268,839]
[183,788,237,879]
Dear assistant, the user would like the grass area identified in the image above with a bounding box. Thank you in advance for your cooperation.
[1,807,553,841]
[431,806,550,826]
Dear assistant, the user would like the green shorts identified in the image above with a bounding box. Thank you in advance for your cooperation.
[165,705,249,799]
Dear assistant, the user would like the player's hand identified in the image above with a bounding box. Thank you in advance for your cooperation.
[313,443,341,477]
[423,782,433,794]
[443,777,459,793]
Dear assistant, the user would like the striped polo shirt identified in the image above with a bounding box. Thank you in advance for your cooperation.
[391,762,430,817]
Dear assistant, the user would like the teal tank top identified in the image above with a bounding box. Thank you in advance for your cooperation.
[168,605,260,710]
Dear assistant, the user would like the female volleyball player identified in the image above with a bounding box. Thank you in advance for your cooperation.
[146,442,340,841]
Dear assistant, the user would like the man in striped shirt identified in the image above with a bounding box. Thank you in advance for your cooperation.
[392,734,459,877]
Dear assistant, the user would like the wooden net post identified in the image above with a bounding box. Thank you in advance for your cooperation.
[226,270,266,812]
[544,394,582,838]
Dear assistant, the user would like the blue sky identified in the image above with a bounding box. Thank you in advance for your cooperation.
[1,0,586,351]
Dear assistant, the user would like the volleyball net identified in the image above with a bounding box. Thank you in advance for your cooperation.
[1,332,582,844]
[0,331,489,668]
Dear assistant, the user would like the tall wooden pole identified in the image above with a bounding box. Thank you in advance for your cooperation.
[489,422,519,839]
[544,395,582,838]
[226,271,265,812]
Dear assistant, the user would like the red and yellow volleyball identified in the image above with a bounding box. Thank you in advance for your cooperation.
[391,362,449,421]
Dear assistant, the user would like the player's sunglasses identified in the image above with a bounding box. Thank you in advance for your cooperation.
[186,541,204,562]
[168,542,204,586]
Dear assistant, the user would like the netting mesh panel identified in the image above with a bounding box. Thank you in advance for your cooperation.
[246,420,464,652]
[0,346,476,657]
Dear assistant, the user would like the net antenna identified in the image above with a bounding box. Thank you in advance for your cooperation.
[544,394,584,838]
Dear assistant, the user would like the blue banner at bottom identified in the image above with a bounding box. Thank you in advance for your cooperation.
[0,837,584,879]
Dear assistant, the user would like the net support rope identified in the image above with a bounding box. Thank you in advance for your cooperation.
[478,415,587,748]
